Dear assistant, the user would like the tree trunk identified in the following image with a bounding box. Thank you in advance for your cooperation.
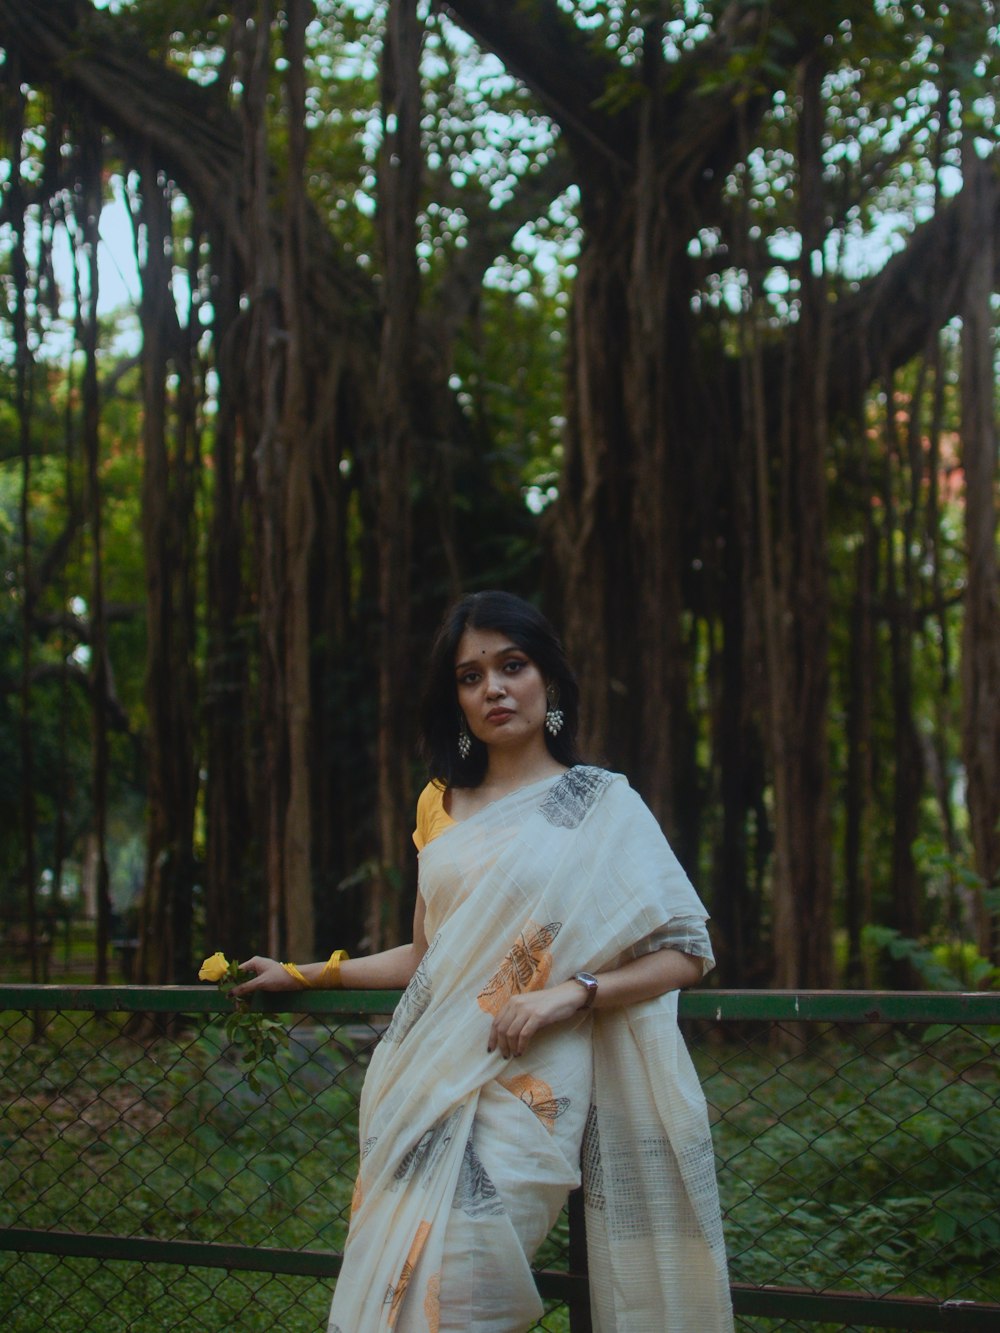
[9,68,41,983]
[881,367,923,985]
[369,0,423,951]
[134,163,198,984]
[625,28,688,833]
[77,124,113,985]
[773,53,834,988]
[738,54,834,990]
[204,233,253,955]
[279,0,316,961]
[170,212,202,979]
[923,329,962,919]
[239,1,289,960]
[709,540,758,983]
[959,152,1000,959]
[843,423,877,985]
[556,161,696,834]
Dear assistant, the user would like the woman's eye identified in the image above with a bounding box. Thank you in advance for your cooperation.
[504,659,526,673]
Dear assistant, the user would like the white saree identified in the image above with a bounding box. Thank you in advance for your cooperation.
[328,767,733,1333]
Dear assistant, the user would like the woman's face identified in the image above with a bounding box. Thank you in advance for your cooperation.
[454,626,550,753]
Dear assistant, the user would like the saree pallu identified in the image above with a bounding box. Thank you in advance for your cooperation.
[329,767,733,1332]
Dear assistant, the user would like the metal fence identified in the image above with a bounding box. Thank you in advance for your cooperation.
[1,986,998,1332]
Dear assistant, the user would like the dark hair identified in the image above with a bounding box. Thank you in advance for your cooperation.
[420,590,582,788]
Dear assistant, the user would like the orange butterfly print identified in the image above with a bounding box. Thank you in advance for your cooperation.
[477,920,562,1016]
[385,1220,431,1327]
[424,1271,441,1332]
[500,1071,571,1132]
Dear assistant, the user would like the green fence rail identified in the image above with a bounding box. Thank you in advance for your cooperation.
[1,987,998,1332]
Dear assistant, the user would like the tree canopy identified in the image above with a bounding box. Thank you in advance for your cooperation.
[1,0,997,989]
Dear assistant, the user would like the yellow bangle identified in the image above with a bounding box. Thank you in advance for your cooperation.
[281,961,310,988]
[318,948,349,989]
[281,949,349,990]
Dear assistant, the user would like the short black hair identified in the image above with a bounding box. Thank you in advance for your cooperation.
[420,590,582,788]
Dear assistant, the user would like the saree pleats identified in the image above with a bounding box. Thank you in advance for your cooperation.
[429,1068,587,1331]
[328,768,733,1333]
[585,996,732,1330]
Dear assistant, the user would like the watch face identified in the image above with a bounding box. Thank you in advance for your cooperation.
[573,972,598,1005]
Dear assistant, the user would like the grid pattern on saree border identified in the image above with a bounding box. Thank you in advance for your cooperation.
[0,987,998,1332]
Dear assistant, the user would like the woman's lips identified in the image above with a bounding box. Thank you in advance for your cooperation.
[486,708,514,723]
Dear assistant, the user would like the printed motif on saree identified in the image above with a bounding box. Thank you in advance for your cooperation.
[328,768,733,1332]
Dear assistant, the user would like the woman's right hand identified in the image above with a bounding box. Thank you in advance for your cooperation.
[230,955,304,998]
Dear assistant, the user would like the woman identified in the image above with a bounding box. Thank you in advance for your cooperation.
[234,591,733,1332]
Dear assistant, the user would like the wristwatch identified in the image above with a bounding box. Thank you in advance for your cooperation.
[571,971,599,1009]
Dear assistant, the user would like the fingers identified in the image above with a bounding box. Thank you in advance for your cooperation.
[488,1001,538,1059]
[230,959,258,997]
[487,984,586,1058]
[232,956,307,998]
[229,956,273,998]
[488,1017,515,1059]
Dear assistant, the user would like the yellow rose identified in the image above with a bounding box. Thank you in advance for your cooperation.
[198,951,230,983]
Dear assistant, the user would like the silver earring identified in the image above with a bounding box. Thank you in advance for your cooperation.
[458,717,472,759]
[545,686,564,737]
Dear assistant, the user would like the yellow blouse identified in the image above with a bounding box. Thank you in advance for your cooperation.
[412,780,455,851]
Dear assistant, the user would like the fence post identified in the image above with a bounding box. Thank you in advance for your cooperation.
[567,1185,592,1332]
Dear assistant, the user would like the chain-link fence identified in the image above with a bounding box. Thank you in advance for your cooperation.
[1,986,998,1332]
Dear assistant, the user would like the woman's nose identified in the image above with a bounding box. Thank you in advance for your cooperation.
[485,675,506,698]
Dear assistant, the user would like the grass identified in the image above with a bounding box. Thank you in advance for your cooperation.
[0,918,113,986]
[0,1008,998,1331]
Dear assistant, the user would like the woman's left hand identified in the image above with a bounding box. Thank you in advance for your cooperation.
[230,955,303,997]
[488,982,587,1059]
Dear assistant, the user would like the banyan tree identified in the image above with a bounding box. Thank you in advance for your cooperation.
[1,0,997,989]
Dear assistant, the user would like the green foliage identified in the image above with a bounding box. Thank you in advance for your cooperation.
[860,839,1000,990]
[863,923,968,988]
[198,954,295,1094]
[0,1008,362,1249]
[0,344,148,912]
[702,1030,1000,1301]
[0,1006,363,1330]
[864,924,1000,991]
